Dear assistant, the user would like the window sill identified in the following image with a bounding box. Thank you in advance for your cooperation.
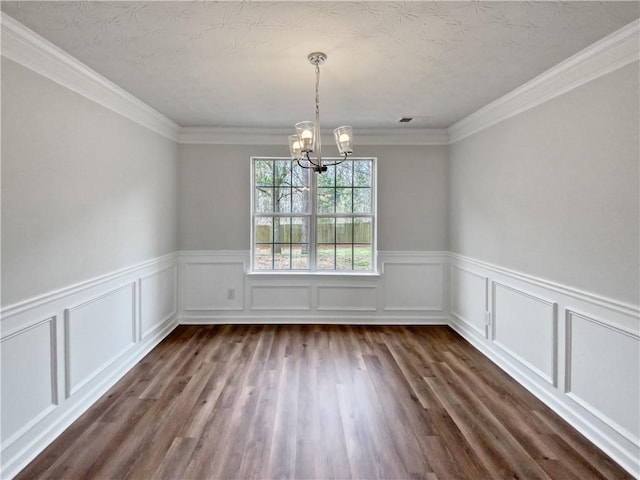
[247,270,380,277]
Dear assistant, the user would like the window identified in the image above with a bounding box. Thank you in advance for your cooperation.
[251,157,376,272]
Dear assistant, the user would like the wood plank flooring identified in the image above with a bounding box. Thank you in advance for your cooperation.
[16,324,632,480]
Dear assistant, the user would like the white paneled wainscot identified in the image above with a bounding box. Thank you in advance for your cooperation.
[3,250,638,478]
[449,253,640,477]
[0,254,178,479]
[178,251,449,324]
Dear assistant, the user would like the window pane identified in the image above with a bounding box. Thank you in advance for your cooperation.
[291,244,310,269]
[291,217,310,244]
[272,244,291,270]
[274,160,291,184]
[255,217,273,243]
[317,217,335,244]
[317,164,335,187]
[255,160,274,186]
[255,187,274,213]
[336,218,353,243]
[335,244,353,270]
[316,244,335,270]
[275,186,291,213]
[353,217,372,243]
[336,161,353,187]
[353,188,371,213]
[353,161,372,187]
[335,188,353,214]
[273,217,291,244]
[291,162,310,188]
[354,244,373,270]
[291,187,310,214]
[254,244,273,270]
[317,188,335,213]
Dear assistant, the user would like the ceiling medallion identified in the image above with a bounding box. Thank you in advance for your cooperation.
[288,52,353,173]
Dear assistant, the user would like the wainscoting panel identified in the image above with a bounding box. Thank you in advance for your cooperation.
[0,253,178,480]
[182,261,245,311]
[383,261,444,311]
[250,285,312,311]
[64,283,136,397]
[317,285,377,311]
[450,265,488,336]
[449,253,640,477]
[178,251,449,324]
[1,317,57,447]
[566,310,639,444]
[140,265,178,340]
[492,282,557,385]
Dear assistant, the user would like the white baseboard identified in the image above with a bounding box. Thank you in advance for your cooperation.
[180,315,450,325]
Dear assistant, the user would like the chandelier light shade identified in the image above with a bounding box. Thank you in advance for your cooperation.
[289,52,353,173]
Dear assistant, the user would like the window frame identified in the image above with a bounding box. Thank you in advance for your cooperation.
[250,156,377,274]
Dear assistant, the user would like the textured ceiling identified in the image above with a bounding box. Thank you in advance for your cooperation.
[2,1,639,129]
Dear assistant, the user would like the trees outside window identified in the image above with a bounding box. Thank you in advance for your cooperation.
[252,157,376,272]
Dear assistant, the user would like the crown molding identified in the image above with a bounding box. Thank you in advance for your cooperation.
[1,12,179,142]
[448,18,640,143]
[178,127,450,145]
[3,12,637,147]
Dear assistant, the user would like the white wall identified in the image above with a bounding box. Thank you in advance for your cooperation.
[177,143,450,324]
[1,57,180,478]
[448,61,640,475]
[2,58,179,307]
[449,62,639,306]
[178,144,449,251]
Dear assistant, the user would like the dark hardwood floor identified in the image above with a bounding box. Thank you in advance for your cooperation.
[16,324,632,480]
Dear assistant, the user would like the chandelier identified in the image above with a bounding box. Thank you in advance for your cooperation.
[288,52,353,173]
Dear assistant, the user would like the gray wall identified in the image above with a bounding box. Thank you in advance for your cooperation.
[178,144,449,252]
[1,58,179,306]
[449,62,639,305]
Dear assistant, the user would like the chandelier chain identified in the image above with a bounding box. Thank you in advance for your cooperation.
[315,61,321,162]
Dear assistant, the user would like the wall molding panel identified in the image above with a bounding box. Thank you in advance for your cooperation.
[450,264,489,337]
[565,310,640,446]
[449,253,640,478]
[317,285,378,312]
[491,282,558,386]
[178,250,449,324]
[250,285,312,311]
[139,265,178,341]
[0,253,179,480]
[1,316,58,450]
[64,283,136,398]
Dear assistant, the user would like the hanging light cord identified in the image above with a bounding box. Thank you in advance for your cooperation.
[315,60,322,165]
